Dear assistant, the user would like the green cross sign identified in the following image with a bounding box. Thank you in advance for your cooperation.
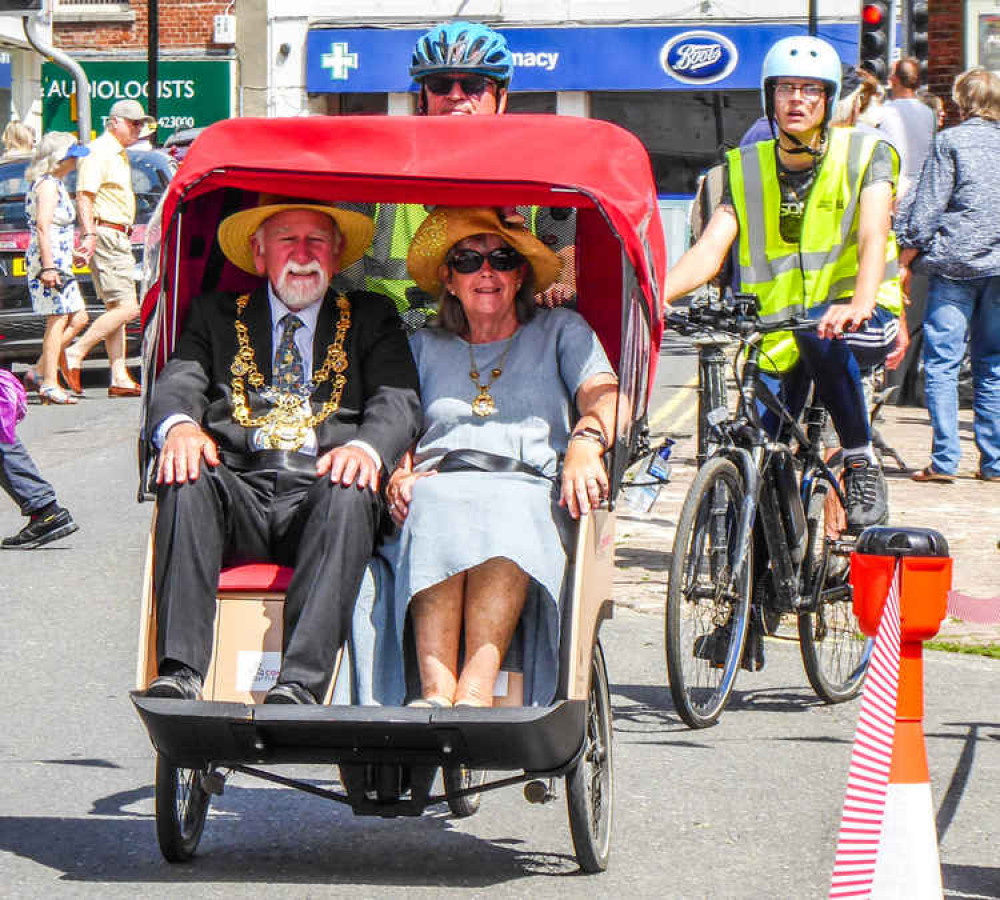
[321,42,359,81]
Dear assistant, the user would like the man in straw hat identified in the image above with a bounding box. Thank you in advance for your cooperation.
[145,198,420,705]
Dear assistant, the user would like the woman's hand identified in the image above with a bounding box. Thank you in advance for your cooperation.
[560,439,608,520]
[386,468,436,526]
[39,268,61,290]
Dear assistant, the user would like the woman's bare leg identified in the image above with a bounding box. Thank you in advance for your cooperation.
[410,571,465,704]
[455,558,529,707]
[40,314,69,389]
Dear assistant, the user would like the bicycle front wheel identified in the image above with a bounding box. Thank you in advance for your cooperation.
[798,470,872,703]
[665,456,752,728]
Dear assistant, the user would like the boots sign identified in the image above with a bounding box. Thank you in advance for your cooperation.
[42,60,232,141]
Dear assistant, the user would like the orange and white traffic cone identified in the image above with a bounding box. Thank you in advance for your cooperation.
[831,527,952,900]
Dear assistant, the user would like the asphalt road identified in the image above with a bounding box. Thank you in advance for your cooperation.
[1,359,998,898]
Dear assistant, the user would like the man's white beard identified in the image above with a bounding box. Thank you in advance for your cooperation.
[273,260,329,310]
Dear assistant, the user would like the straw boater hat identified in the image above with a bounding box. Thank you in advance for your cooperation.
[407,206,561,296]
[217,195,375,275]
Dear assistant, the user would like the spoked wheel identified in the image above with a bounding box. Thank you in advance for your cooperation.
[443,765,486,817]
[798,472,872,703]
[155,754,212,862]
[566,639,614,873]
[665,457,752,728]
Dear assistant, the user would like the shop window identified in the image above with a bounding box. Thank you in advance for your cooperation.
[591,90,761,195]
[506,92,557,114]
[322,93,388,116]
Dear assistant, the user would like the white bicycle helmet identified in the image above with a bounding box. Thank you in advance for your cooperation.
[760,36,842,126]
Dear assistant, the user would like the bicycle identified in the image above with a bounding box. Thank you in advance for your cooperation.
[663,294,874,728]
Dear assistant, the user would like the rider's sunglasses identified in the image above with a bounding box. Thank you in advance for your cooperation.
[447,247,525,274]
[423,74,492,97]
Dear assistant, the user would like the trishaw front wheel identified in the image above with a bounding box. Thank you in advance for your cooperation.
[566,639,614,873]
[443,765,486,817]
[155,753,211,862]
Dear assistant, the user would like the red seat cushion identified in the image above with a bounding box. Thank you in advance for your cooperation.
[217,563,293,593]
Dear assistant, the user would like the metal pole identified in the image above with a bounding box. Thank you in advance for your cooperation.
[808,0,818,36]
[23,8,90,142]
[148,0,159,143]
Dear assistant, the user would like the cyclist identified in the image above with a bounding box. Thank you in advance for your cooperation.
[664,35,902,530]
[363,21,573,319]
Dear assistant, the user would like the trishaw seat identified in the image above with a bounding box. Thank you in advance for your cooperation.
[217,563,293,593]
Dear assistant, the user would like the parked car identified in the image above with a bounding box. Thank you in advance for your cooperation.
[0,148,174,365]
[162,127,205,166]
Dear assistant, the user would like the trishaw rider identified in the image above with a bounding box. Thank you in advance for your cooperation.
[663,35,903,532]
[145,197,421,705]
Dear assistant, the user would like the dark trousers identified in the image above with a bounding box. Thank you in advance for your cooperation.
[154,463,379,700]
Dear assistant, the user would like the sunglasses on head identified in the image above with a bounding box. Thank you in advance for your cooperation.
[423,74,493,97]
[447,247,525,274]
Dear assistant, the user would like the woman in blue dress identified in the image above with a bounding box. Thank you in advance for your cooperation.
[25,132,90,404]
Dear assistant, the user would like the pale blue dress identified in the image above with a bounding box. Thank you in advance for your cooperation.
[25,175,84,316]
[378,307,614,706]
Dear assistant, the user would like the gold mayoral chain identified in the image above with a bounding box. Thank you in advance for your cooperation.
[229,292,351,451]
[468,334,516,417]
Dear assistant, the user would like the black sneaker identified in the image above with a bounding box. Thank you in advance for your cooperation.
[2,506,78,549]
[843,456,888,531]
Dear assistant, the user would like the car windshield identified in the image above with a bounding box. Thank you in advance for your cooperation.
[0,151,173,232]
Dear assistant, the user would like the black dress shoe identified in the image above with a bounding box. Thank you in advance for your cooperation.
[146,671,202,700]
[263,682,317,705]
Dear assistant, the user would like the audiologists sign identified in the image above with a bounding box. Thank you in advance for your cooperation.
[42,60,232,141]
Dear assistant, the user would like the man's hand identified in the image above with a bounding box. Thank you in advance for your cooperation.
[156,422,220,484]
[884,311,910,370]
[816,300,875,340]
[316,445,381,491]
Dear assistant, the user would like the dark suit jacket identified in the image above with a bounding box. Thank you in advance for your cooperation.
[149,285,421,472]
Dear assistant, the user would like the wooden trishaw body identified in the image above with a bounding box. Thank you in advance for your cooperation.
[130,114,666,871]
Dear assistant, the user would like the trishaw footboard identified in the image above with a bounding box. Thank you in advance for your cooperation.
[131,693,586,772]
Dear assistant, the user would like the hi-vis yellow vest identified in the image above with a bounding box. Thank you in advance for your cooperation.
[727,128,903,373]
[363,203,430,314]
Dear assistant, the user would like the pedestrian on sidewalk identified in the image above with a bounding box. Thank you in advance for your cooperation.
[896,68,1000,483]
[64,99,156,398]
[0,368,78,549]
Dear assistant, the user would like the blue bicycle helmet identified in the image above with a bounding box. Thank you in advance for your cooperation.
[760,36,842,126]
[410,21,514,88]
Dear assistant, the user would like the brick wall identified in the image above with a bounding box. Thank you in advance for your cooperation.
[928,0,965,125]
[55,0,231,54]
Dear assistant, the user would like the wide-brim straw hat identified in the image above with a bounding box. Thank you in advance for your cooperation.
[218,195,375,274]
[407,206,561,296]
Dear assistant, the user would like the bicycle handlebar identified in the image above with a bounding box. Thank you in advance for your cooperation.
[664,293,818,339]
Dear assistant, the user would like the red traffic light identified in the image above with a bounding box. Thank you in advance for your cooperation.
[862,3,885,26]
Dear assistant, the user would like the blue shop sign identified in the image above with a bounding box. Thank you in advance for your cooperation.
[306,23,860,94]
[0,52,10,91]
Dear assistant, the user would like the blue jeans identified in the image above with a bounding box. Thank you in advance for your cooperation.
[761,304,899,447]
[0,438,57,516]
[923,274,1000,477]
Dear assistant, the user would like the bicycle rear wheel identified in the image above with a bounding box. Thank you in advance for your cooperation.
[798,470,872,703]
[665,457,752,728]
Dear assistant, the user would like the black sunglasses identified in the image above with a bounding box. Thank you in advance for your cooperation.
[447,247,525,274]
[423,74,493,97]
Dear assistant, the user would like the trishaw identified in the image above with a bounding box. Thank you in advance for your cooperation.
[130,114,666,872]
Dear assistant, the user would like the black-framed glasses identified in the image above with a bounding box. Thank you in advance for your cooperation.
[447,247,525,274]
[423,74,493,97]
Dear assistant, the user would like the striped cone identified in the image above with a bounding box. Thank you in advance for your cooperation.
[832,530,952,900]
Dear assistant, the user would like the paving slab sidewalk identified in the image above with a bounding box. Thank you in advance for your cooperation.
[612,400,1000,649]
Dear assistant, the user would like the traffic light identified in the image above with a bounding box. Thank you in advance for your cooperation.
[860,1,892,80]
[909,1,930,81]
[0,0,43,10]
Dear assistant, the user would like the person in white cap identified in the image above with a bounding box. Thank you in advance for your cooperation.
[64,98,157,397]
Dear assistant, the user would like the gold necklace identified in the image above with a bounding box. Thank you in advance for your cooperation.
[468,333,516,417]
[229,292,351,450]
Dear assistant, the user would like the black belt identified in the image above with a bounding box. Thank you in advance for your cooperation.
[437,448,552,481]
[221,449,318,476]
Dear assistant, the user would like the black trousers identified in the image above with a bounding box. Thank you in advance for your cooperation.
[153,463,379,700]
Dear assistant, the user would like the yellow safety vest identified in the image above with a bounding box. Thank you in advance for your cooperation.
[363,203,431,314]
[726,128,902,373]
